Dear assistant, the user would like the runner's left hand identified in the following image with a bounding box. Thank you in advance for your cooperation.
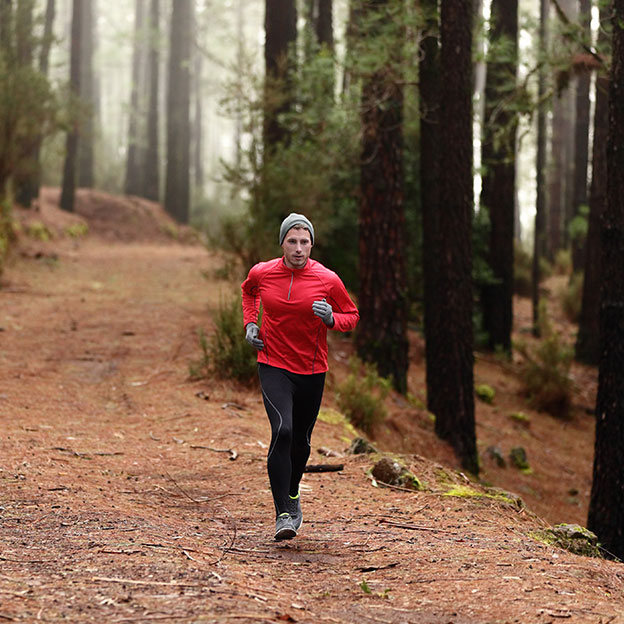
[312,299,334,327]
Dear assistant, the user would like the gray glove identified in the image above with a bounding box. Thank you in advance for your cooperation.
[312,298,334,327]
[245,322,264,350]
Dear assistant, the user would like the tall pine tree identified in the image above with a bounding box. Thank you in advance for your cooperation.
[430,0,478,474]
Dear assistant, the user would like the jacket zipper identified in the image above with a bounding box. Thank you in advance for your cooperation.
[287,272,294,301]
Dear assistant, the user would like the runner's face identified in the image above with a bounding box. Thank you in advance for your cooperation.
[282,227,312,269]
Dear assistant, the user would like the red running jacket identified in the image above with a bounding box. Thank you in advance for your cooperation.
[241,257,359,374]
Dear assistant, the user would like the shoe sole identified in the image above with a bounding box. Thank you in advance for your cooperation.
[274,527,297,541]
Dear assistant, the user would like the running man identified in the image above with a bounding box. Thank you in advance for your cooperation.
[241,213,359,540]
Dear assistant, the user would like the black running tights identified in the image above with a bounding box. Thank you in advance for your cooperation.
[258,363,326,516]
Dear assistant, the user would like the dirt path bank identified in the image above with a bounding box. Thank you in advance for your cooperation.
[1,238,623,623]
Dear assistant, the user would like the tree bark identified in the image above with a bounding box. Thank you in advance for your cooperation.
[571,0,592,272]
[39,0,55,77]
[433,0,478,474]
[13,0,36,207]
[60,0,82,213]
[316,0,333,50]
[420,0,442,418]
[575,5,609,365]
[532,0,549,335]
[193,10,203,192]
[263,0,297,151]
[480,0,518,354]
[125,0,147,197]
[78,0,94,188]
[548,90,566,259]
[356,0,408,394]
[164,0,192,223]
[143,0,160,201]
[588,0,624,561]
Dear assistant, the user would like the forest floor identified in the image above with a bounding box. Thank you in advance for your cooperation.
[0,188,623,623]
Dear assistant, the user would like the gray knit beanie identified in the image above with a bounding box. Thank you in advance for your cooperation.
[279,213,314,245]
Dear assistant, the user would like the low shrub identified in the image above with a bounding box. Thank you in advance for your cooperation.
[554,248,572,275]
[515,305,573,419]
[336,357,390,434]
[66,223,89,238]
[513,240,532,297]
[0,202,17,278]
[560,272,583,323]
[188,328,211,381]
[190,296,258,384]
[26,220,52,241]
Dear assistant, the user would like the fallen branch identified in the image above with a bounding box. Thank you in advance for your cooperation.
[378,518,451,533]
[357,562,399,572]
[161,470,201,504]
[190,445,238,460]
[91,576,202,588]
[221,403,246,418]
[304,463,344,473]
[51,447,92,459]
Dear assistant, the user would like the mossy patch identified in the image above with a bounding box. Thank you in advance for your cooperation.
[475,383,495,404]
[444,484,524,508]
[509,411,531,426]
[531,524,602,558]
[510,446,532,473]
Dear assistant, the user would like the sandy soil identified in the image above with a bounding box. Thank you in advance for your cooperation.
[1,190,623,623]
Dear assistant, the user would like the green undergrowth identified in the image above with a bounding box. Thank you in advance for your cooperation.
[317,407,358,443]
[335,357,391,434]
[189,296,257,384]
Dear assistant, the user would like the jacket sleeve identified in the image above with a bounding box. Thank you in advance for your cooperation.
[327,274,359,332]
[241,264,262,328]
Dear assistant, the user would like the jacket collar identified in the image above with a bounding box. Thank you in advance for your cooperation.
[280,256,311,272]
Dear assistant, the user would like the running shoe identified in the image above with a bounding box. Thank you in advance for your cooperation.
[288,492,303,530]
[274,512,297,540]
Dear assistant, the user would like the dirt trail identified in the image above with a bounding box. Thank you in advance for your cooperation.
[1,234,623,623]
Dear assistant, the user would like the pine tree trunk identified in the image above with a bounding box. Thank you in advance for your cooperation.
[143,0,160,201]
[78,0,94,188]
[60,0,82,213]
[433,0,478,474]
[571,0,592,272]
[316,0,333,49]
[193,20,204,192]
[11,0,55,208]
[575,7,609,365]
[0,1,13,59]
[548,91,566,260]
[420,0,442,418]
[532,0,548,335]
[480,0,518,354]
[588,0,624,561]
[342,0,360,93]
[125,0,147,197]
[164,0,192,223]
[263,0,297,151]
[356,0,408,394]
[234,0,244,169]
[13,0,36,207]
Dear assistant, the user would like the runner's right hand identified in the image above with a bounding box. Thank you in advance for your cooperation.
[245,322,264,350]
